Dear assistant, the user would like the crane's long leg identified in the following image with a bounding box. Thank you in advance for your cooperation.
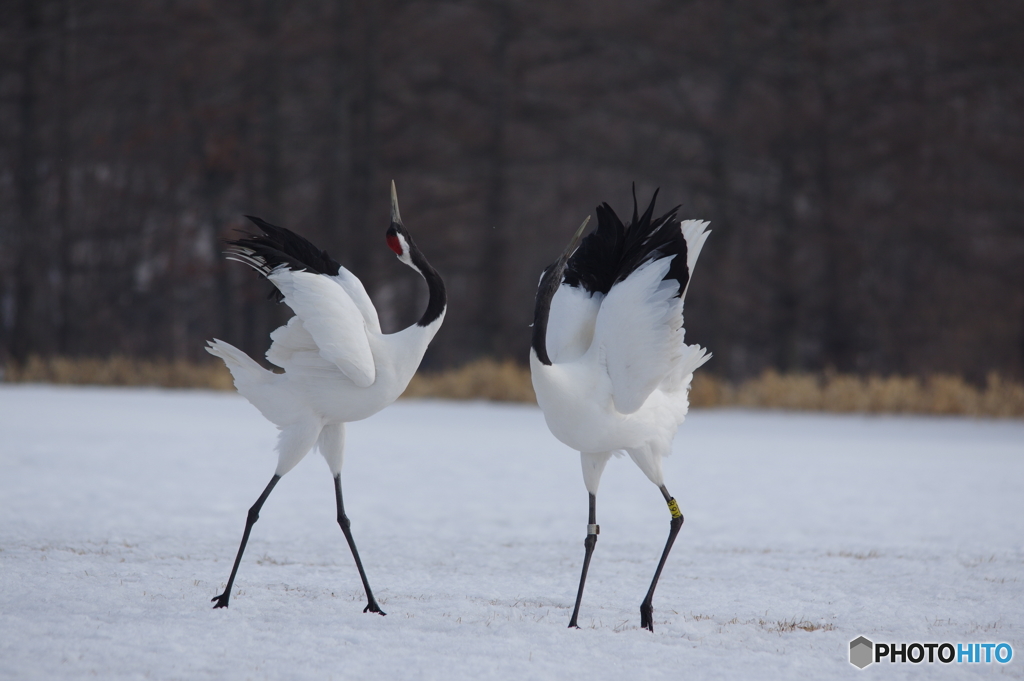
[212,474,281,609]
[334,474,385,615]
[639,485,684,632]
[568,493,599,628]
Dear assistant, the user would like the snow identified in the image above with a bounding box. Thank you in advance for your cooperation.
[1,384,1022,680]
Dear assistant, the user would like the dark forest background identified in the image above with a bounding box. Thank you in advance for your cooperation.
[1,0,1023,381]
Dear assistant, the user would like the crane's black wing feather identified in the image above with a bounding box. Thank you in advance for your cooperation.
[227,216,341,301]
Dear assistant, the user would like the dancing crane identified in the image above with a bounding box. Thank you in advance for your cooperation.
[530,188,710,631]
[207,182,446,613]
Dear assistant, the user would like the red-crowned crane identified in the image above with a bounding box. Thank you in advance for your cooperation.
[529,188,710,631]
[206,182,446,613]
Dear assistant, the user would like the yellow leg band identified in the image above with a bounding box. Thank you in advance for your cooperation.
[667,498,682,519]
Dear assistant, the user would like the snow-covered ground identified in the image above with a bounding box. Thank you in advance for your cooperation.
[1,385,1021,680]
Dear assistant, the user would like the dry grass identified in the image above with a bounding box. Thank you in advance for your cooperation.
[3,355,233,390]
[407,363,1024,416]
[4,355,1023,417]
[403,358,536,403]
[696,369,1024,418]
[759,617,836,634]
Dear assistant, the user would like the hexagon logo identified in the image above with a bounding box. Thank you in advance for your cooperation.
[850,636,874,669]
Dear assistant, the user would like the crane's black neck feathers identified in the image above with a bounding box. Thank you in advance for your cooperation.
[229,216,341,301]
[409,240,446,327]
[533,188,687,366]
[531,261,562,366]
[388,220,446,328]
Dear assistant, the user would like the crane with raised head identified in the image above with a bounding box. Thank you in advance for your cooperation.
[207,182,446,614]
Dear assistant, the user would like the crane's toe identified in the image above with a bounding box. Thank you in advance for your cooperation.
[211,592,230,609]
[640,601,654,632]
[363,601,386,616]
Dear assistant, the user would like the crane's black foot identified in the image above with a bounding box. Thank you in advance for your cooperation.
[640,600,654,632]
[363,601,386,616]
[211,592,230,609]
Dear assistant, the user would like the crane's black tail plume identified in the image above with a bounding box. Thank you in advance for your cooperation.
[561,186,689,299]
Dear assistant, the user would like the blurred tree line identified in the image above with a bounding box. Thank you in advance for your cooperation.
[1,0,1022,381]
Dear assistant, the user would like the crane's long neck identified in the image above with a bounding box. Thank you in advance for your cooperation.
[532,263,566,366]
[533,216,591,366]
[383,247,446,397]
[410,248,446,328]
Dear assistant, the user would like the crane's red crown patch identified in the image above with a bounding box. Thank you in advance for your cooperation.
[387,233,403,256]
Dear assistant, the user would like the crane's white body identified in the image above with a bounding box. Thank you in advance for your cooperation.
[531,220,711,493]
[208,265,444,477]
[204,186,441,613]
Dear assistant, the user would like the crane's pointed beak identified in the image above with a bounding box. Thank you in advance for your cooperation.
[558,216,591,263]
[390,180,403,226]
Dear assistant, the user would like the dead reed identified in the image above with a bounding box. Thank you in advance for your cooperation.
[409,362,1024,417]
[403,358,536,403]
[697,370,1024,418]
[3,355,233,390]
[4,355,1022,417]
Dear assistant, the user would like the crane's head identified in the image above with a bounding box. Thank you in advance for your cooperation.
[385,180,418,269]
[541,215,591,292]
[383,180,447,327]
